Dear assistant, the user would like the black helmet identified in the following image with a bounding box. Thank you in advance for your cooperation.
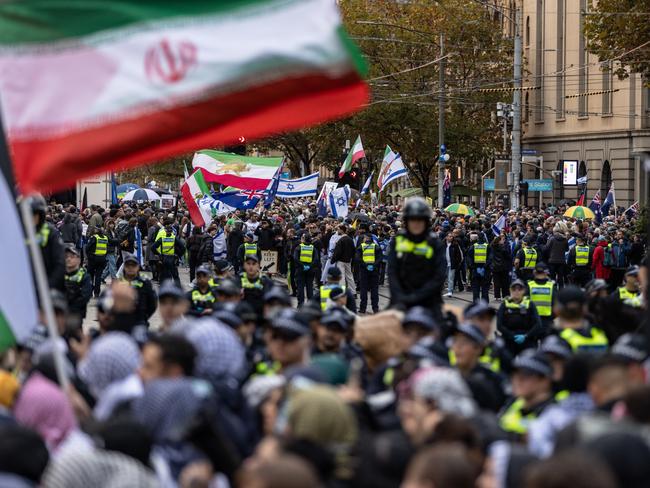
[30,195,47,214]
[402,197,432,221]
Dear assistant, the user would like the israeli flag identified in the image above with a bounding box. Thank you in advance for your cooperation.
[276,172,319,198]
[492,215,506,236]
[329,185,351,218]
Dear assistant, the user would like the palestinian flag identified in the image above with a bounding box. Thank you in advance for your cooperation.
[192,150,282,190]
[0,0,369,193]
[181,169,211,226]
[339,135,365,177]
[0,169,38,351]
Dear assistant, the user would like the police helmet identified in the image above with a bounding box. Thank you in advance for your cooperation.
[402,197,432,221]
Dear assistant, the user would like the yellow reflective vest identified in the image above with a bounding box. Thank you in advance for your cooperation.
[156,229,176,256]
[362,243,377,264]
[320,284,346,310]
[528,280,554,317]
[395,235,433,259]
[522,248,537,269]
[299,244,314,264]
[473,243,487,264]
[575,246,590,266]
[618,287,642,308]
[93,234,108,256]
[560,327,608,353]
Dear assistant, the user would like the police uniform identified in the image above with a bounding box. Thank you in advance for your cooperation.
[616,287,642,308]
[120,260,157,326]
[154,227,182,286]
[357,241,382,314]
[85,231,109,297]
[293,241,320,306]
[237,270,273,323]
[187,285,218,317]
[312,283,357,313]
[469,241,491,302]
[237,240,262,269]
[527,279,555,331]
[559,326,609,353]
[516,246,537,282]
[569,244,592,287]
[497,297,543,354]
[64,266,92,325]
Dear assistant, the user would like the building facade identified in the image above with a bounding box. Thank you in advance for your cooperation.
[519,0,650,206]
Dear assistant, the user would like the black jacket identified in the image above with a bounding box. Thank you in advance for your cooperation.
[255,226,276,250]
[39,223,65,291]
[59,214,80,244]
[544,233,569,264]
[331,234,356,263]
[444,242,463,270]
[491,242,512,272]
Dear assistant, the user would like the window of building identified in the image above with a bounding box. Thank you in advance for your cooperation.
[602,61,612,115]
[578,0,588,117]
[556,0,565,119]
[555,160,564,201]
[578,161,587,179]
[601,160,612,196]
[535,0,544,122]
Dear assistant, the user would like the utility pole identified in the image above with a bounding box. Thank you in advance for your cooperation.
[510,6,522,209]
[437,33,446,208]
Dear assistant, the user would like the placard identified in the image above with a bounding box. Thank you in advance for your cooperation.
[261,250,278,274]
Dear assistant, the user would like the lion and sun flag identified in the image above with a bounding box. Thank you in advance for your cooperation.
[0,0,368,349]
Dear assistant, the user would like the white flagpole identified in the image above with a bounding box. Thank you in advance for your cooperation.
[19,196,70,390]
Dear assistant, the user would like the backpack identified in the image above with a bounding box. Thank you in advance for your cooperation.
[602,246,614,267]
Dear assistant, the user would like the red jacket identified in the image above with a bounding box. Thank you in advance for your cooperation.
[592,241,611,280]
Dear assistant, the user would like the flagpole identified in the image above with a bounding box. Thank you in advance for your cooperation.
[20,196,70,390]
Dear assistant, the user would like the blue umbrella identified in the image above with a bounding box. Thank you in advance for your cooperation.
[122,188,161,202]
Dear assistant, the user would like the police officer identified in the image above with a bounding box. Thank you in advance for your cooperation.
[238,254,273,323]
[120,253,157,327]
[312,266,356,313]
[514,237,537,282]
[462,301,512,374]
[613,265,642,308]
[312,309,350,355]
[85,226,109,297]
[387,197,445,319]
[467,233,491,303]
[357,233,382,314]
[153,218,184,286]
[498,349,555,439]
[63,245,92,329]
[527,263,556,332]
[238,232,261,269]
[555,286,608,353]
[187,265,218,317]
[293,233,320,306]
[158,280,189,332]
[30,195,65,291]
[209,259,235,288]
[568,234,592,287]
[497,279,543,354]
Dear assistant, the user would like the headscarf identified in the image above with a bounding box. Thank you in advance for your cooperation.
[411,367,477,418]
[13,373,76,452]
[42,448,157,488]
[173,318,245,384]
[78,332,140,399]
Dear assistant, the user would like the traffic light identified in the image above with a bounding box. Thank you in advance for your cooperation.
[339,169,359,187]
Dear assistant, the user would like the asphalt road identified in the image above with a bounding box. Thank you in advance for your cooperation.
[83,266,485,330]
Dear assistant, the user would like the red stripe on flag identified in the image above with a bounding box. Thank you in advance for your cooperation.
[181,181,205,227]
[9,73,368,193]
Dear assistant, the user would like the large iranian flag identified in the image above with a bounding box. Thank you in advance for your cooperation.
[0,0,369,192]
[193,150,283,190]
[181,169,211,226]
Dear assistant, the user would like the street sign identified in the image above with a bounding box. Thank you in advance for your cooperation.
[484,178,553,192]
[522,148,540,156]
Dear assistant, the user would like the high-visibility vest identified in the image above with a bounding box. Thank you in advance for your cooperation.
[473,243,487,264]
[320,284,347,310]
[156,229,175,255]
[244,243,258,257]
[93,234,108,256]
[522,248,537,269]
[65,268,86,284]
[299,244,314,263]
[449,346,501,373]
[191,289,215,304]
[528,280,554,317]
[575,246,590,266]
[504,297,531,312]
[395,235,433,259]
[560,327,608,353]
[618,287,642,308]
[241,274,263,290]
[499,398,539,435]
[121,277,144,288]
[37,224,50,248]
[362,243,377,264]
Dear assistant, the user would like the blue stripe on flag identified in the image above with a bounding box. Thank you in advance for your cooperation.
[277,190,318,197]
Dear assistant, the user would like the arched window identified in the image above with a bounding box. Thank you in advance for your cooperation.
[601,160,612,196]
[578,161,587,179]
[555,161,564,201]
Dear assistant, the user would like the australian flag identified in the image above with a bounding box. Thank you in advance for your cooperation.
[211,189,264,210]
[589,190,602,223]
[264,166,282,209]
[600,185,615,217]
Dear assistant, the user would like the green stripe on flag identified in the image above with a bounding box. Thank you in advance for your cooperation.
[0,310,17,353]
[197,150,283,168]
[194,169,210,195]
[0,0,277,44]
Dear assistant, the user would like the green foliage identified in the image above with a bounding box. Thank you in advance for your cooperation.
[584,0,650,82]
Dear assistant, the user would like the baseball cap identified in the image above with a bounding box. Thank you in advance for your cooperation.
[158,280,185,300]
[534,263,549,273]
[329,287,346,301]
[196,264,211,276]
[264,286,291,306]
[625,265,640,277]
[327,266,342,280]
[213,304,244,329]
[245,232,255,240]
[513,349,553,377]
[244,254,259,263]
[556,285,586,307]
[214,259,233,274]
[403,306,438,331]
[320,310,349,331]
[464,300,496,319]
[123,253,139,265]
[270,309,310,340]
[585,279,608,294]
[453,322,486,345]
[64,244,79,256]
[510,279,526,289]
[540,335,572,360]
[611,333,649,363]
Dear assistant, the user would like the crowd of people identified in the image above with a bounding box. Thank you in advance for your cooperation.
[0,192,648,488]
